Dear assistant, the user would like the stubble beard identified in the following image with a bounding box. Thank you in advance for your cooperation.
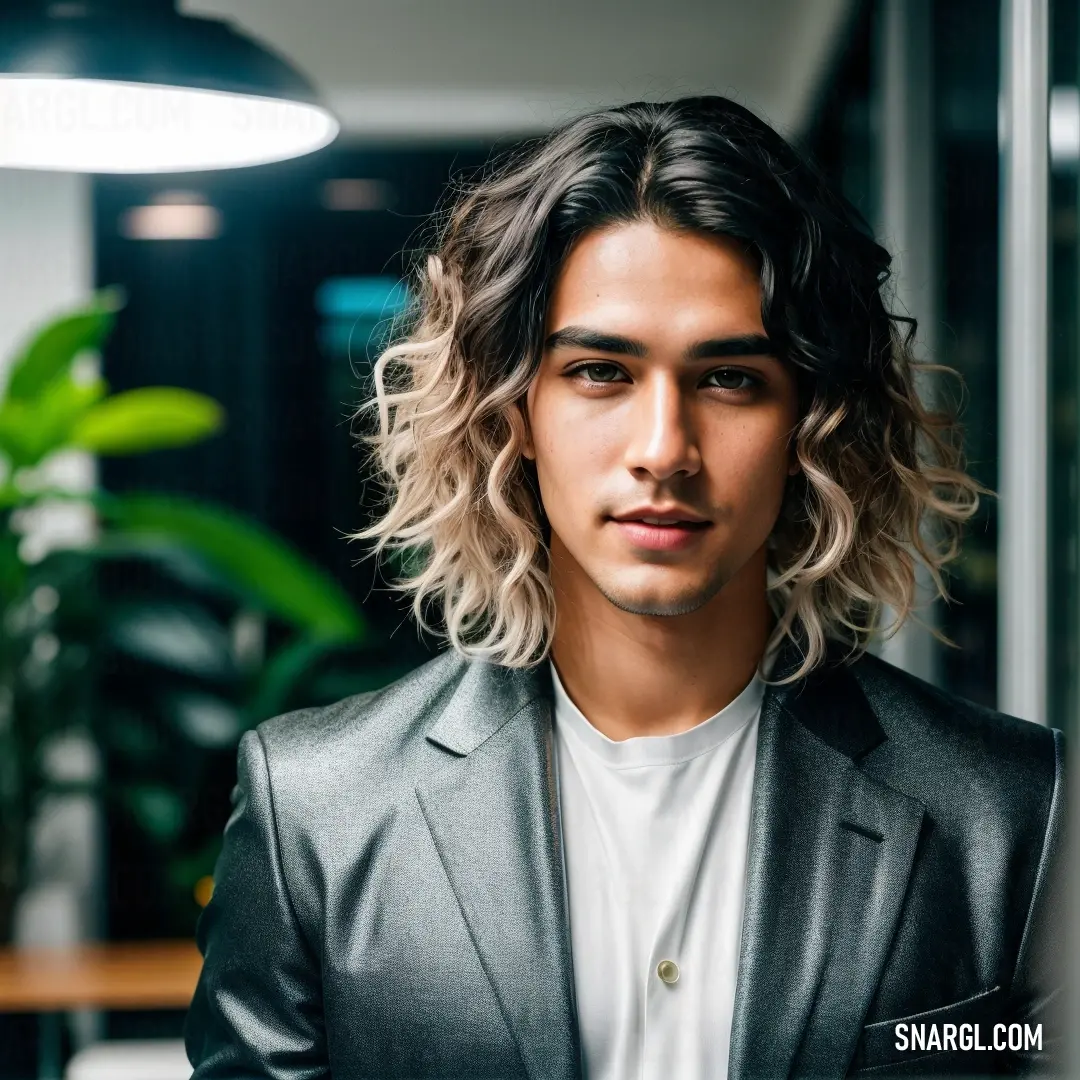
[592,560,733,618]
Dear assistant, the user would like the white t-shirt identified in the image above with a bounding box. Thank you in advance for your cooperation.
[550,658,764,1080]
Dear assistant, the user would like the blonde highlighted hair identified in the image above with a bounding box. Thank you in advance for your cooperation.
[351,96,986,684]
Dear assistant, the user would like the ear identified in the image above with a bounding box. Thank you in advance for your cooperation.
[517,399,536,461]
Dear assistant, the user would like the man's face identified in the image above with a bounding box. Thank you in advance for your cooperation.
[521,220,800,618]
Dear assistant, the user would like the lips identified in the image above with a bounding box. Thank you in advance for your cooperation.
[610,511,711,525]
[626,519,709,528]
[611,518,712,551]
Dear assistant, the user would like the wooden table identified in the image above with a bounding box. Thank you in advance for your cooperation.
[0,940,202,1078]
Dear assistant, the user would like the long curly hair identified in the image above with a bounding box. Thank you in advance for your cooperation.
[350,95,986,684]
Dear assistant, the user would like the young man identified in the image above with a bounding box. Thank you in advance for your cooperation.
[185,97,1066,1079]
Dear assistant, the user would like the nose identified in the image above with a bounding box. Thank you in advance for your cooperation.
[622,374,702,480]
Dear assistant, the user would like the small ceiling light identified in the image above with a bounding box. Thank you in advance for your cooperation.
[0,0,340,173]
[120,190,223,240]
[321,178,395,212]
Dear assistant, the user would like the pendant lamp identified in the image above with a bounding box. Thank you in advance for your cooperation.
[0,0,340,172]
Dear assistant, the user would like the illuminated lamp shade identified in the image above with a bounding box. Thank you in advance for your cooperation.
[0,0,340,173]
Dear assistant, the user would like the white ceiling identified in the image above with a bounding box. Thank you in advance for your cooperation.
[183,0,855,141]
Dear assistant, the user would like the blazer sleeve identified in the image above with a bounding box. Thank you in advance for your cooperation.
[1003,727,1069,1078]
[184,727,330,1079]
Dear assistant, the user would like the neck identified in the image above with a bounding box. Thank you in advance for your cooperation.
[548,543,772,741]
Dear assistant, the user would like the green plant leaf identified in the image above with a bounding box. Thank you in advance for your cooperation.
[98,493,367,642]
[69,387,224,455]
[88,531,230,595]
[5,291,123,402]
[0,375,108,468]
[121,784,187,845]
[102,708,167,768]
[0,529,24,600]
[105,600,237,682]
[167,691,245,748]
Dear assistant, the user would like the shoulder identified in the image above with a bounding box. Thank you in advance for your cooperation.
[848,650,1063,831]
[850,649,1062,768]
[250,647,470,800]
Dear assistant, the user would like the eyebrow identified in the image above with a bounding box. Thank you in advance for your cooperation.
[543,325,777,362]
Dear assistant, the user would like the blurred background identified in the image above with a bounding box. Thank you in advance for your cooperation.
[0,0,1075,1076]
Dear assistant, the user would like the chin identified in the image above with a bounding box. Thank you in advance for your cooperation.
[597,577,726,619]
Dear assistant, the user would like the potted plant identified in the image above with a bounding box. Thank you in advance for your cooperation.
[0,294,401,941]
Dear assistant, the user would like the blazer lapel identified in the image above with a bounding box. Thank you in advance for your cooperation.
[414,659,580,1080]
[728,645,926,1080]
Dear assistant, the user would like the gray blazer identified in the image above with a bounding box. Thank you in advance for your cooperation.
[184,640,1066,1078]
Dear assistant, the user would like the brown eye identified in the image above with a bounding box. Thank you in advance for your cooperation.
[708,369,757,390]
[568,362,624,383]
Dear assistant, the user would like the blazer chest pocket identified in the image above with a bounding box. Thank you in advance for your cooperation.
[851,985,1005,1074]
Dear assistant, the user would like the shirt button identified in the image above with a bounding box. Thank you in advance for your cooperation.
[656,959,680,985]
